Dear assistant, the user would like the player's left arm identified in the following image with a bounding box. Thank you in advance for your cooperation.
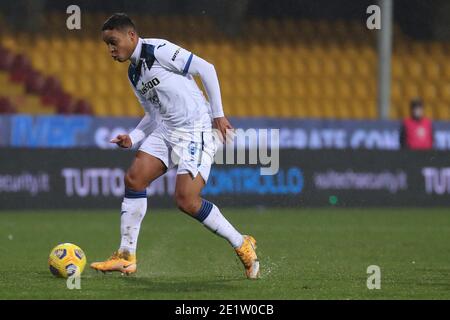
[187,55,233,141]
[154,41,233,141]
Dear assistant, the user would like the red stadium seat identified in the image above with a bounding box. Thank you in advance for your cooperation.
[0,97,17,114]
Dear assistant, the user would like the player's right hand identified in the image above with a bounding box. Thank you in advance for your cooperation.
[110,134,132,148]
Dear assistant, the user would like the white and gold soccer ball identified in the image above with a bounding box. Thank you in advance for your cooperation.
[48,243,86,278]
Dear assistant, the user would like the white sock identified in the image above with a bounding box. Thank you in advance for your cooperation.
[196,199,244,248]
[119,195,147,255]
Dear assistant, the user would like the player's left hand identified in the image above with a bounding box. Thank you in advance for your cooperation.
[213,117,234,143]
[110,134,132,148]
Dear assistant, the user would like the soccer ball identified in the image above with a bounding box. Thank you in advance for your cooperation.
[48,243,86,278]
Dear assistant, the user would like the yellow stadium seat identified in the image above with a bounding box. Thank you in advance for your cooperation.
[322,81,336,99]
[290,99,307,118]
[250,98,269,116]
[306,81,321,99]
[440,83,450,103]
[291,79,307,98]
[350,101,366,119]
[353,82,370,100]
[391,59,404,80]
[391,82,403,102]
[421,83,438,102]
[278,78,292,98]
[424,60,441,81]
[78,77,95,99]
[61,76,77,94]
[306,59,322,77]
[322,60,338,77]
[389,104,400,119]
[335,100,352,119]
[339,59,354,78]
[245,98,261,117]
[435,104,449,120]
[337,82,352,100]
[366,100,377,119]
[278,99,294,117]
[291,59,306,76]
[403,83,420,99]
[321,100,335,118]
[355,60,373,78]
[278,59,292,77]
[305,99,321,118]
[235,79,249,98]
[234,98,250,117]
[262,79,278,98]
[248,80,263,98]
[405,59,423,79]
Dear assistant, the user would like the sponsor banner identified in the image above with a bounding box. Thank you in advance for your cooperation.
[2,115,450,150]
[1,148,449,209]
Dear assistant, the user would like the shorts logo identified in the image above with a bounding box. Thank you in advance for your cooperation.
[188,141,197,156]
[187,141,202,166]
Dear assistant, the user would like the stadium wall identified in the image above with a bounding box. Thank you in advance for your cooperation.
[1,148,449,210]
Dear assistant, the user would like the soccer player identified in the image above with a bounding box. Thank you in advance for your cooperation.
[90,13,259,279]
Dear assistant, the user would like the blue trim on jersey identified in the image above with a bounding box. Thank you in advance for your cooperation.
[128,58,144,87]
[195,199,213,222]
[142,43,156,66]
[128,43,156,87]
[182,53,194,75]
[125,188,147,199]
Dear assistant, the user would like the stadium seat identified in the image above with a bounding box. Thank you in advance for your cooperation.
[0,96,16,113]
[1,14,449,119]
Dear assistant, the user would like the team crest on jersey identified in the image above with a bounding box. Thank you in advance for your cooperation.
[148,92,161,106]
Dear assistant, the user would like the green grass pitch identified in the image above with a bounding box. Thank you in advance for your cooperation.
[0,208,449,299]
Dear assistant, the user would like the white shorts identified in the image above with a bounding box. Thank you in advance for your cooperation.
[138,126,217,183]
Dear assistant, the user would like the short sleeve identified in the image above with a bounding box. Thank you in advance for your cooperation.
[153,40,193,75]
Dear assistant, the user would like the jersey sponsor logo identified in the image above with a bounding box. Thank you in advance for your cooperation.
[157,43,166,49]
[139,77,160,95]
[171,47,181,61]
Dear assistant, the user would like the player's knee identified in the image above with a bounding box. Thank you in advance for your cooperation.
[124,171,146,191]
[174,191,198,214]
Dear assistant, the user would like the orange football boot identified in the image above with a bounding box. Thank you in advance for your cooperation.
[90,250,137,275]
[235,235,260,279]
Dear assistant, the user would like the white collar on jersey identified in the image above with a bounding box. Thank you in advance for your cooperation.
[130,37,143,66]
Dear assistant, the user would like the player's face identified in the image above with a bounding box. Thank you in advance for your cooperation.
[102,28,136,62]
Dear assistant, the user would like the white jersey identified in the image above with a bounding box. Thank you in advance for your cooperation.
[128,38,212,134]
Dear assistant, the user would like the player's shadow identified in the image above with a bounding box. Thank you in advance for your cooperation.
[121,276,243,294]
